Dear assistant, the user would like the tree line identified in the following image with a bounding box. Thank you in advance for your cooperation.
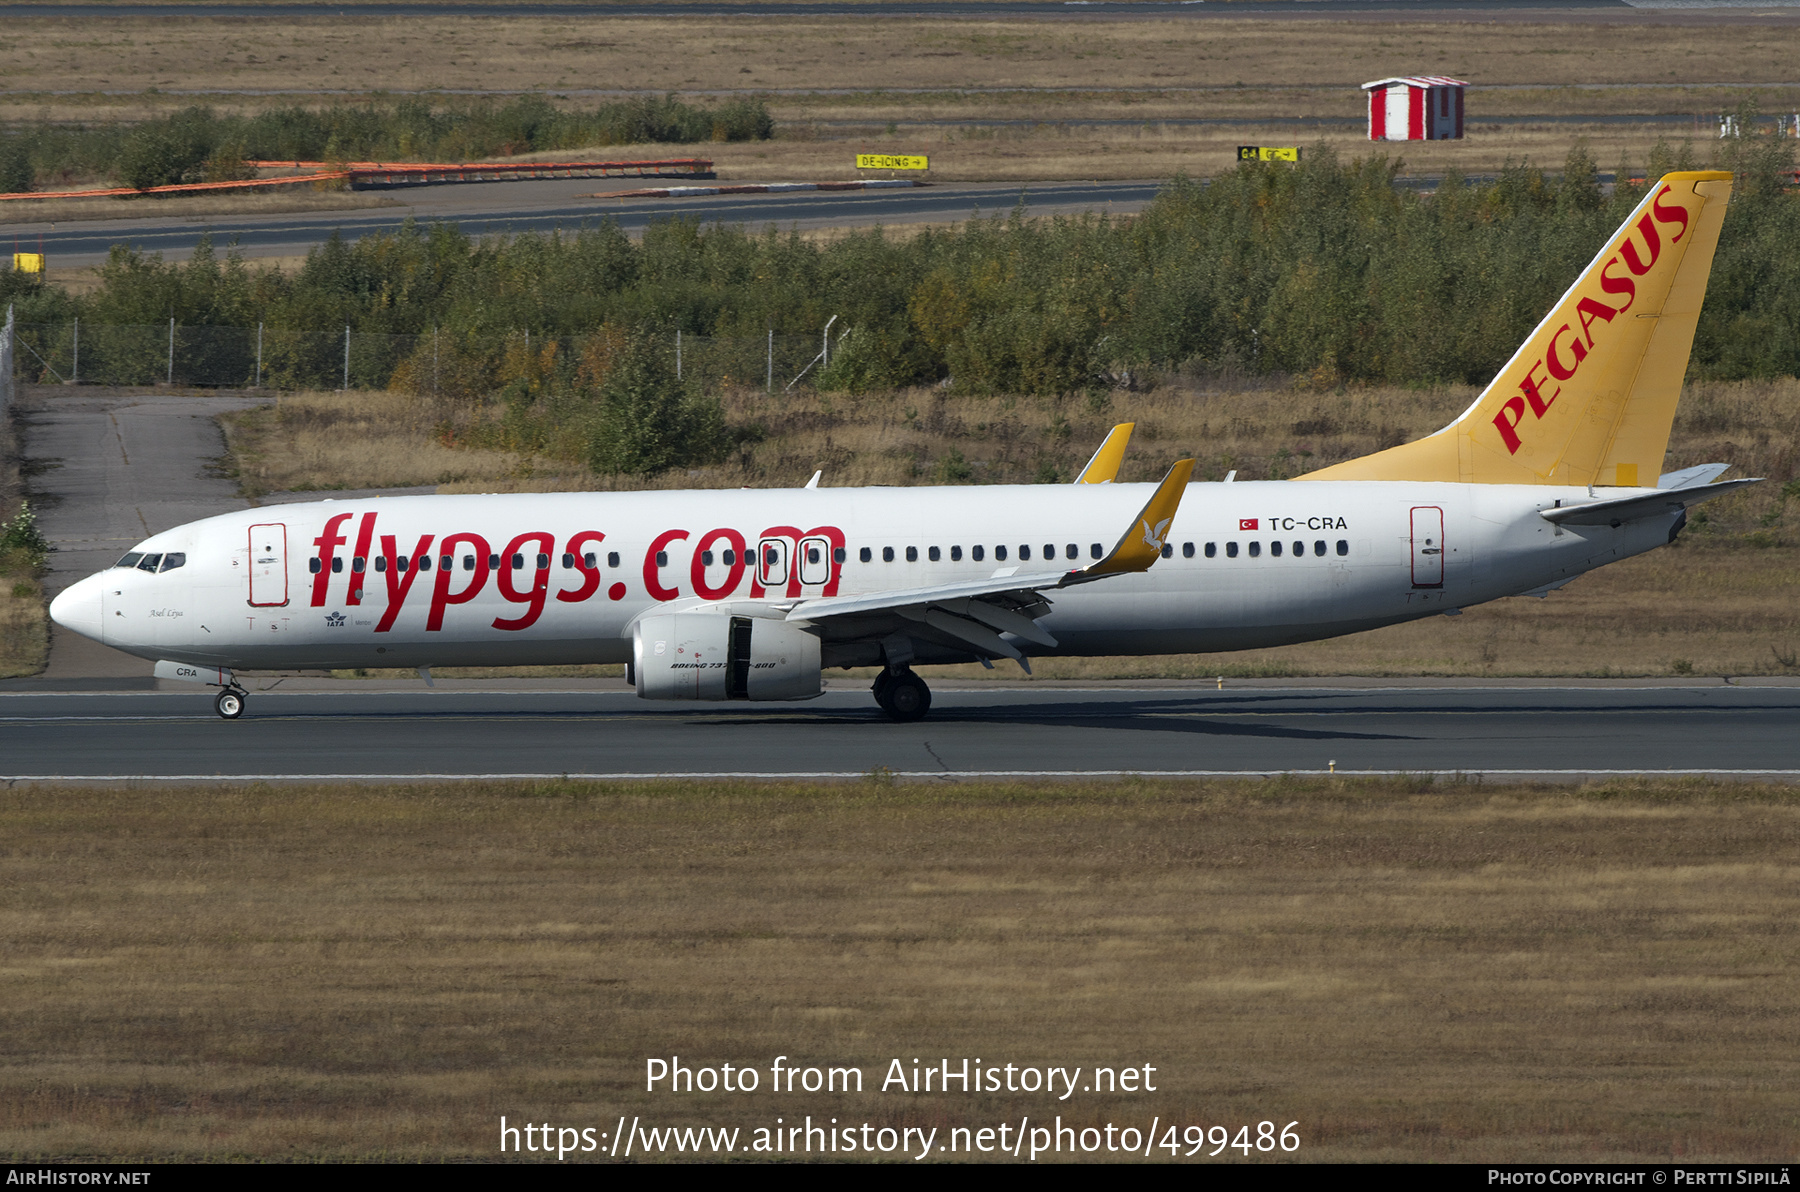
[3,136,1797,471]
[0,95,774,192]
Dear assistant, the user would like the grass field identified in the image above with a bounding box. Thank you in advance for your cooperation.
[2,12,1797,204]
[0,412,49,681]
[1,777,1795,1162]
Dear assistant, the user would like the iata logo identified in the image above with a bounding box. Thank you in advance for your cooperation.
[1493,184,1691,455]
[324,611,346,627]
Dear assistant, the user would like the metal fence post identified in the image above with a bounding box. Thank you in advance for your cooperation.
[433,327,439,396]
[343,323,350,390]
[766,329,773,393]
[255,323,263,388]
[676,328,682,381]
[71,317,78,386]
[0,305,13,416]
[167,316,174,385]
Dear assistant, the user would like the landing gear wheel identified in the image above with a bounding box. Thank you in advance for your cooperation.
[214,689,245,720]
[882,671,931,723]
[871,668,897,709]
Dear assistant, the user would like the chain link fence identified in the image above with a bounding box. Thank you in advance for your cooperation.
[10,321,838,395]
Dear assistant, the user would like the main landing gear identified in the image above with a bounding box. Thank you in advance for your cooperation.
[872,667,931,723]
[213,686,248,720]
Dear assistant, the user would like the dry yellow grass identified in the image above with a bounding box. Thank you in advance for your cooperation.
[1,778,1795,1161]
[0,13,1795,202]
[4,15,1799,97]
[0,416,49,680]
[219,388,532,498]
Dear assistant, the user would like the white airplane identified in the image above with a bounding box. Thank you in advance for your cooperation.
[50,170,1755,722]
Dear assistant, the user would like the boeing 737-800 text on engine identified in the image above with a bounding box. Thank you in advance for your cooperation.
[50,172,1757,720]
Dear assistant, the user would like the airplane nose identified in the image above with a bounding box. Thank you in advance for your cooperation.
[49,574,106,643]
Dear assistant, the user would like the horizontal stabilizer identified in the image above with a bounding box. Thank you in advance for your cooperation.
[1658,463,1732,491]
[1539,478,1761,526]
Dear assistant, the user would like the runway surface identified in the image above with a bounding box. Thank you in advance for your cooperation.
[5,684,1798,780]
[6,180,1162,269]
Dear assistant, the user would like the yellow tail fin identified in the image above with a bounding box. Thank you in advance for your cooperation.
[1300,170,1733,486]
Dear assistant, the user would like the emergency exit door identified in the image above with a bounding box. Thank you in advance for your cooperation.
[1410,507,1444,588]
[248,523,288,606]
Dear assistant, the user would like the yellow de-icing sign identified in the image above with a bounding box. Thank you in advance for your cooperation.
[856,154,929,171]
[1236,146,1300,163]
[12,253,44,273]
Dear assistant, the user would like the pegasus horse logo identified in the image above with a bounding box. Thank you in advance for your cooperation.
[1141,517,1172,550]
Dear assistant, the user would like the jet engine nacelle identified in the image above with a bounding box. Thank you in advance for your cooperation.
[632,613,822,701]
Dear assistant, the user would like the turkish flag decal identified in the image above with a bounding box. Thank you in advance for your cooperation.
[1239,518,1259,531]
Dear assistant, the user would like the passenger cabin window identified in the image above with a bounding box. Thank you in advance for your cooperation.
[375,557,388,573]
[1336,540,1349,556]
[906,546,918,562]
[510,553,524,570]
[464,555,477,571]
[562,553,575,569]
[701,550,715,566]
[1019,545,1031,561]
[1044,544,1055,561]
[1249,542,1262,558]
[1205,542,1217,558]
[608,552,621,569]
[117,552,144,569]
[1271,541,1283,558]
[860,547,873,563]
[1314,540,1326,557]
[1182,542,1195,559]
[441,554,454,570]
[583,552,597,568]
[418,555,431,571]
[536,553,548,569]
[487,554,500,570]
[808,546,823,565]
[1161,543,1173,559]
[834,548,847,564]
[928,546,940,562]
[308,558,322,574]
[352,556,366,573]
[1291,541,1304,557]
[330,557,343,573]
[656,551,669,567]
[1226,542,1239,558]
[950,545,962,562]
[883,546,895,562]
[159,553,186,573]
[972,545,984,562]
[995,546,1007,562]
[1065,544,1078,560]
[1091,543,1103,559]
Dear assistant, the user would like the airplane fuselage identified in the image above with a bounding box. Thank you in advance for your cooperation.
[52,479,1678,674]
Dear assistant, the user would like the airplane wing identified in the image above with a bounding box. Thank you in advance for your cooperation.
[784,458,1194,666]
[1539,477,1761,527]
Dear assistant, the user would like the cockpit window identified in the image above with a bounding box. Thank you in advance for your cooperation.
[158,552,186,573]
[116,552,144,569]
[136,553,163,572]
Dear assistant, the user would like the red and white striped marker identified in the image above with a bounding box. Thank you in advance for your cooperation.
[593,179,929,199]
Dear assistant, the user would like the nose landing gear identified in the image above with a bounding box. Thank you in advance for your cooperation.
[872,667,931,722]
[213,686,247,719]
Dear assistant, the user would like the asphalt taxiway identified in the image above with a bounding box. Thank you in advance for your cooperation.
[3,683,1796,780]
[1,179,1163,270]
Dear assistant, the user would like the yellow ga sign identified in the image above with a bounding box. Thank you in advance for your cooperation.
[856,154,929,171]
[12,252,43,273]
[1236,146,1300,163]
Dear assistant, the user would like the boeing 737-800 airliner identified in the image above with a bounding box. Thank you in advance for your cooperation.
[49,171,1755,721]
